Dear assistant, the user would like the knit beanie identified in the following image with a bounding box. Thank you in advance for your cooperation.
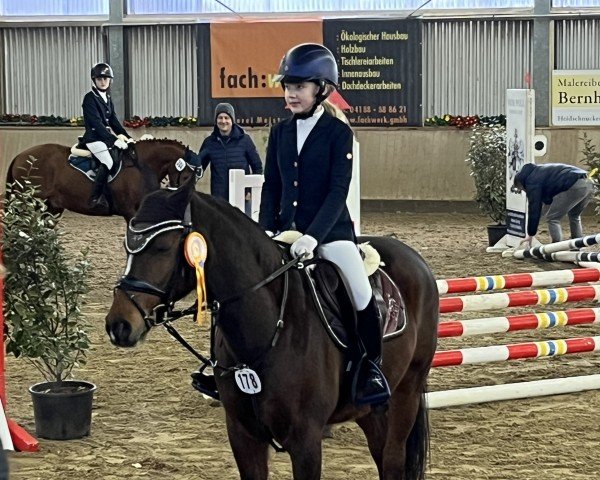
[214,103,236,123]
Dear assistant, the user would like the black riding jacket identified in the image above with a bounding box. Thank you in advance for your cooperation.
[81,86,130,147]
[258,112,354,245]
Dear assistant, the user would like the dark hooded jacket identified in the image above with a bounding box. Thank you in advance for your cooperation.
[198,124,263,200]
[514,163,588,236]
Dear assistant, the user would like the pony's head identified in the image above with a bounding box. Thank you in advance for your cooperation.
[167,146,203,188]
[106,178,197,347]
[133,138,198,187]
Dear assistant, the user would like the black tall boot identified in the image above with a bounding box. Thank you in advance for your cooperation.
[353,296,391,408]
[89,164,109,209]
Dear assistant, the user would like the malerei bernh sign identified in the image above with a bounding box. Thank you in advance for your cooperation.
[552,70,600,126]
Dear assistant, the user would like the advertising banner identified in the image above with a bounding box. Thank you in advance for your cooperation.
[323,19,422,126]
[552,70,600,126]
[202,21,323,126]
[505,89,535,247]
[199,19,422,127]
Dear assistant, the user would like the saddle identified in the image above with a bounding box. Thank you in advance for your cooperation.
[306,256,407,350]
[68,136,125,182]
[273,231,407,350]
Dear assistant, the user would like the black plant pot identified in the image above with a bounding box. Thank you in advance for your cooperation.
[487,224,507,247]
[29,380,96,440]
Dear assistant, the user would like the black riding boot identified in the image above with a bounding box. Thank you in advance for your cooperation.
[353,296,391,408]
[89,164,109,209]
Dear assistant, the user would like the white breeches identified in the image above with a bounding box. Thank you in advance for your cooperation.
[86,141,113,169]
[318,240,372,311]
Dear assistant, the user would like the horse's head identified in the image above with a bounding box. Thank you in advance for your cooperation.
[133,138,196,187]
[167,146,203,188]
[106,178,197,347]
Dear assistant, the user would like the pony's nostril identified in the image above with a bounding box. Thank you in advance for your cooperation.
[107,319,133,346]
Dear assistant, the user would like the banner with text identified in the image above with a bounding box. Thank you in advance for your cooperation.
[323,19,422,126]
[200,19,421,126]
[552,70,600,126]
[204,21,323,126]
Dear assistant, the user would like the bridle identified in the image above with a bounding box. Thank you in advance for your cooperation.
[169,148,204,187]
[115,206,195,330]
[114,203,302,336]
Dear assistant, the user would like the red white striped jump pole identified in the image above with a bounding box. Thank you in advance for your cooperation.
[436,267,600,295]
[438,307,600,338]
[432,336,600,367]
[439,284,600,314]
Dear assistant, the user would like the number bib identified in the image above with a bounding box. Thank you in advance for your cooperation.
[234,368,262,394]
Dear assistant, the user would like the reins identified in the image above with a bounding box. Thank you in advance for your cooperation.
[116,205,306,373]
[161,254,302,373]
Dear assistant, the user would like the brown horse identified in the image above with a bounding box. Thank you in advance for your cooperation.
[105,179,439,479]
[6,139,197,221]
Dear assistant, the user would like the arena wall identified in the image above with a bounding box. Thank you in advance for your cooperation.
[1,127,599,211]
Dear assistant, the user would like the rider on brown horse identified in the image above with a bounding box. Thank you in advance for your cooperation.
[82,62,133,209]
[259,43,390,408]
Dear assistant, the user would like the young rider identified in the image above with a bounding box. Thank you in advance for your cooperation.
[258,43,390,407]
[81,62,133,208]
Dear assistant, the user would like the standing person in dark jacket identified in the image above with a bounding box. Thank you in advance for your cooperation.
[81,62,133,208]
[198,103,263,215]
[259,43,390,408]
[513,163,595,246]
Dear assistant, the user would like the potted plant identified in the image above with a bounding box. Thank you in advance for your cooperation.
[2,172,95,440]
[466,123,507,246]
[580,133,600,209]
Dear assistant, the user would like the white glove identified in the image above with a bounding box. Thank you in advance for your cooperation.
[126,137,136,144]
[265,230,275,238]
[290,234,318,259]
[114,139,128,150]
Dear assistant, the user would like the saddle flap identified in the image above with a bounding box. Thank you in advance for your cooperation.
[305,261,355,350]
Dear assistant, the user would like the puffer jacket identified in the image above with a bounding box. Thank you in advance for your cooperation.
[198,124,263,200]
[515,163,588,235]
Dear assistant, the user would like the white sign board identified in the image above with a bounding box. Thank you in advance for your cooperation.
[505,89,535,247]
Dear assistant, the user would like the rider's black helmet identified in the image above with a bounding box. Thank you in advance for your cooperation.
[91,63,114,79]
[275,43,338,87]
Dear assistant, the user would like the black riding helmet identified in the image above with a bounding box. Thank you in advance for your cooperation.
[91,63,114,80]
[275,43,338,117]
[275,43,338,87]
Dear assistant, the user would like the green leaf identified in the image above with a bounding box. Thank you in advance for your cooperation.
[2,172,91,384]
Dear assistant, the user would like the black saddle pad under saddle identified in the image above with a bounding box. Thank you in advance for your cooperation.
[304,259,407,351]
[68,144,124,182]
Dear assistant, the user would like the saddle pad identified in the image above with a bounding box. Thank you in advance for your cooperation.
[68,155,121,183]
[373,268,407,339]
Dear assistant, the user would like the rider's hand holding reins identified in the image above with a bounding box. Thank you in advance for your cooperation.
[114,138,128,150]
[290,235,317,259]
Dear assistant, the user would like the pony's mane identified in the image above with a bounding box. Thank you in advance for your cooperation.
[137,187,269,240]
[138,138,186,149]
[193,191,268,237]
